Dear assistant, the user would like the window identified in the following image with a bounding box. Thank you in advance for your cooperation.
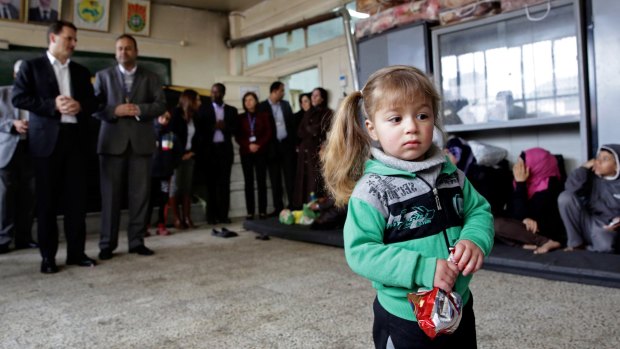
[307,17,344,46]
[280,67,320,112]
[433,2,582,130]
[273,29,305,57]
[246,38,272,66]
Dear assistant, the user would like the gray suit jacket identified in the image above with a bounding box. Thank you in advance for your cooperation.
[0,86,19,169]
[93,65,166,156]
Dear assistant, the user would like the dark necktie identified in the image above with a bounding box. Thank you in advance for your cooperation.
[43,10,49,21]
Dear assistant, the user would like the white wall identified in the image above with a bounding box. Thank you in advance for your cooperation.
[0,2,230,89]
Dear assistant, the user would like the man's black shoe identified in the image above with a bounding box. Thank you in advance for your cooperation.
[212,228,237,238]
[129,245,154,256]
[255,234,270,240]
[15,240,38,250]
[99,248,113,260]
[41,258,59,274]
[66,254,97,267]
[0,243,10,254]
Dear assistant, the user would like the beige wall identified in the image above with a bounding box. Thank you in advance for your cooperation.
[0,2,229,90]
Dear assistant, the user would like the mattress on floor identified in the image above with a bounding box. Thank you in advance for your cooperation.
[244,218,620,288]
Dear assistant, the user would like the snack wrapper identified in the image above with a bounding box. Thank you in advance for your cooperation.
[407,287,463,339]
[407,248,463,339]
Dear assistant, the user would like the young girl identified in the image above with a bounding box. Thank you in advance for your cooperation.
[322,66,494,348]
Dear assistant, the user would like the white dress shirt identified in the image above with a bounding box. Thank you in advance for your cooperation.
[47,51,77,124]
[212,102,225,143]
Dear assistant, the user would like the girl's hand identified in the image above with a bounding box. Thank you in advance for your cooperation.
[434,259,459,292]
[452,240,484,277]
[512,158,530,182]
[523,218,539,234]
[604,217,620,232]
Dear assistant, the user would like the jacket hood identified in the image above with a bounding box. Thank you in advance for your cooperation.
[600,144,620,180]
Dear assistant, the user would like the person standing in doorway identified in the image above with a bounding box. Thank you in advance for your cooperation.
[259,81,296,214]
[93,34,166,260]
[12,20,98,273]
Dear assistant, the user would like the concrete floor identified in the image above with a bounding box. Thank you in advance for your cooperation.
[1,220,619,349]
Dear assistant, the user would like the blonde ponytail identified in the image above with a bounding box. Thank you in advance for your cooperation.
[321,91,370,206]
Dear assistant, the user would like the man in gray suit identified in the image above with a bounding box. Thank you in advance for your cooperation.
[93,34,166,260]
[0,60,36,254]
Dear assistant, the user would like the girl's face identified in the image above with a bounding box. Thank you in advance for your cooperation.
[244,95,257,112]
[594,150,618,177]
[301,95,311,111]
[365,93,435,162]
[311,89,323,107]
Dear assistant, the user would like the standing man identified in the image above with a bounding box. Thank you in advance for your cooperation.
[12,20,98,273]
[259,81,296,213]
[0,60,37,254]
[28,0,58,23]
[202,83,237,225]
[93,34,166,260]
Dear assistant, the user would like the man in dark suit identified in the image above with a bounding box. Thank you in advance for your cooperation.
[28,0,58,23]
[259,81,296,213]
[12,20,98,273]
[0,0,19,20]
[93,34,166,260]
[0,60,37,254]
[201,83,237,225]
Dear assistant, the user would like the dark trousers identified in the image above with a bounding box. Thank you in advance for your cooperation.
[494,217,549,247]
[33,125,87,260]
[147,176,171,226]
[99,146,152,251]
[240,152,268,215]
[0,140,35,247]
[206,143,233,222]
[267,138,296,211]
[373,295,477,349]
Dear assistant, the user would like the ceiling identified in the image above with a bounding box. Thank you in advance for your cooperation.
[152,0,265,13]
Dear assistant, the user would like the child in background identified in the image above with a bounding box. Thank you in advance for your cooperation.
[322,65,494,348]
[559,144,620,253]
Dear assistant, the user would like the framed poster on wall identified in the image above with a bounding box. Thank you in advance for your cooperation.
[0,0,23,22]
[74,0,109,32]
[124,0,150,36]
[26,0,60,25]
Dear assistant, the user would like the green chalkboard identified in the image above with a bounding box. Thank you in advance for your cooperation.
[0,44,171,86]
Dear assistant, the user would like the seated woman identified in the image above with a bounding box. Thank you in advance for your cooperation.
[494,147,565,254]
[559,144,620,253]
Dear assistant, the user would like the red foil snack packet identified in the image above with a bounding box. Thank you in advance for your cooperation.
[408,288,463,339]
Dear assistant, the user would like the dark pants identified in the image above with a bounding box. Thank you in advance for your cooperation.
[372,295,477,349]
[0,140,35,247]
[147,176,171,226]
[240,152,268,216]
[494,217,549,247]
[206,143,233,222]
[267,138,296,211]
[33,124,87,260]
[99,146,152,251]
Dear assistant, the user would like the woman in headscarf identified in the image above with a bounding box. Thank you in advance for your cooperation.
[494,147,565,254]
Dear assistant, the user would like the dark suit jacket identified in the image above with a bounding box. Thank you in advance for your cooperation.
[201,102,238,156]
[28,7,58,22]
[258,99,296,156]
[11,56,97,158]
[93,65,166,156]
[0,86,20,168]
